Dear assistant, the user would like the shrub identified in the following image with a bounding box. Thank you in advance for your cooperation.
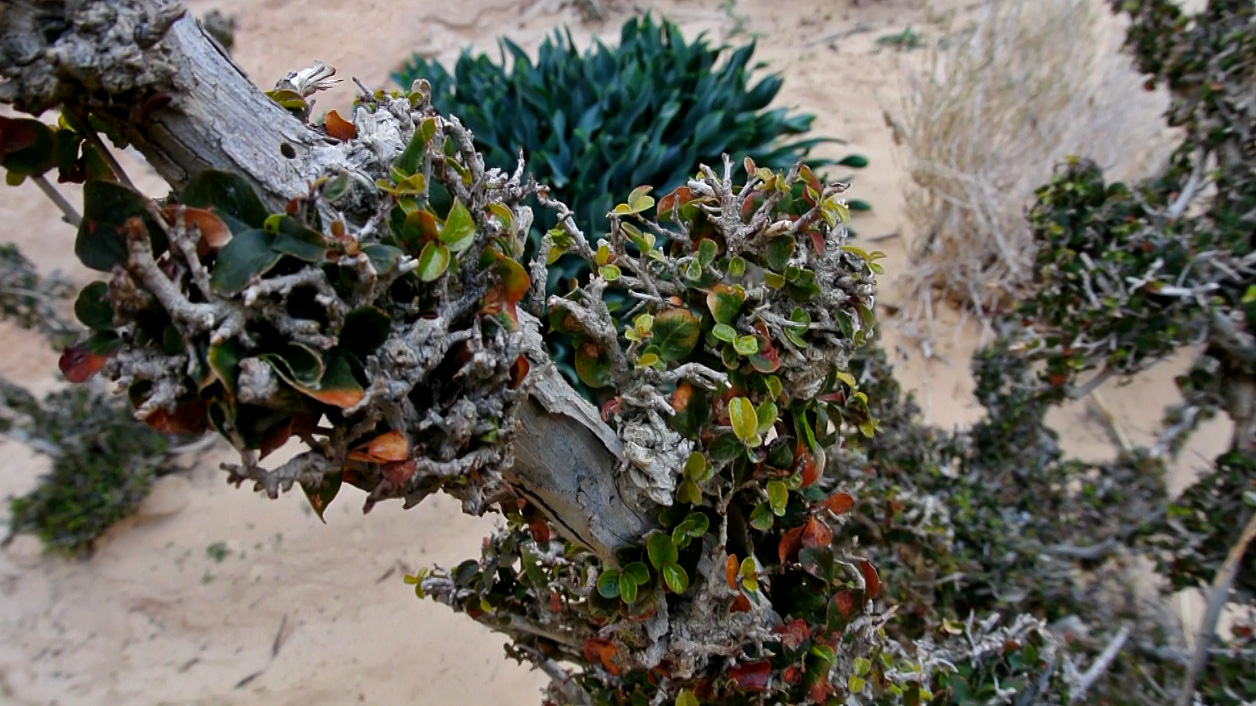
[3,381,174,556]
[393,14,865,252]
[0,239,179,556]
[394,15,867,393]
[890,0,1167,338]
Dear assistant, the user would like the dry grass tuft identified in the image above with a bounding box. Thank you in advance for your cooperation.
[890,0,1171,346]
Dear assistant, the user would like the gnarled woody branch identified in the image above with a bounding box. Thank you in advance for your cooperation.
[0,0,652,561]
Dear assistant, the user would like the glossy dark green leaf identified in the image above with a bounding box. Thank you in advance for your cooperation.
[340,307,392,358]
[597,569,622,598]
[266,215,327,262]
[362,243,402,276]
[300,472,342,523]
[647,531,679,569]
[652,308,700,361]
[440,198,477,253]
[662,562,689,594]
[574,342,613,389]
[180,169,268,234]
[75,180,166,272]
[209,229,281,295]
[74,282,113,330]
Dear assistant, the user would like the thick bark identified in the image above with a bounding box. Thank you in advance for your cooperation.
[0,0,652,560]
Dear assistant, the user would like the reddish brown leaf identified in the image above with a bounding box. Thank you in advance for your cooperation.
[783,665,803,685]
[509,355,530,389]
[794,444,820,488]
[657,186,694,218]
[730,593,752,613]
[58,346,107,383]
[139,93,174,123]
[859,560,881,599]
[381,459,417,486]
[808,228,826,255]
[528,515,552,544]
[824,492,855,515]
[145,399,210,436]
[832,590,858,619]
[324,110,356,141]
[164,205,233,257]
[729,661,771,692]
[600,397,621,423]
[777,618,811,651]
[779,525,805,564]
[809,682,835,704]
[548,591,562,613]
[349,430,409,463]
[0,116,39,160]
[801,515,833,549]
[671,382,693,413]
[725,554,740,590]
[583,638,621,676]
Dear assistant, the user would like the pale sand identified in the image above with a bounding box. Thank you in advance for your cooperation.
[0,0,1232,703]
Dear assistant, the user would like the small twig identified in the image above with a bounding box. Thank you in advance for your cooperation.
[1071,626,1130,703]
[31,175,81,226]
[1088,390,1132,454]
[1167,150,1208,221]
[76,118,136,191]
[1069,367,1117,400]
[1175,509,1256,706]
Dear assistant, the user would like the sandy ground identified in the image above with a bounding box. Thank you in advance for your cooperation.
[0,0,1234,704]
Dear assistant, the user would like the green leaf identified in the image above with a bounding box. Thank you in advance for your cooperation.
[599,264,622,281]
[728,256,746,278]
[684,512,710,537]
[574,342,614,388]
[697,238,718,267]
[619,572,639,604]
[340,307,392,358]
[767,480,788,516]
[676,690,699,706]
[766,237,795,271]
[300,472,342,523]
[623,561,650,585]
[266,215,327,262]
[652,308,700,361]
[614,185,655,215]
[706,284,745,325]
[677,478,702,505]
[74,282,113,330]
[394,117,436,176]
[440,198,477,253]
[749,502,774,530]
[853,656,871,677]
[208,339,244,396]
[417,241,452,281]
[598,569,622,598]
[683,452,708,481]
[729,397,759,445]
[712,323,737,343]
[740,557,759,592]
[756,401,779,435]
[270,351,365,409]
[210,229,281,295]
[647,532,679,569]
[180,169,268,233]
[0,116,55,177]
[837,154,869,168]
[734,335,759,356]
[76,180,166,272]
[362,243,403,276]
[662,562,689,594]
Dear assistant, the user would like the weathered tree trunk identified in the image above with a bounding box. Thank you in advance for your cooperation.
[0,0,652,560]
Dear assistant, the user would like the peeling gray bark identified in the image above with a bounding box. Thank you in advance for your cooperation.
[0,0,651,560]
